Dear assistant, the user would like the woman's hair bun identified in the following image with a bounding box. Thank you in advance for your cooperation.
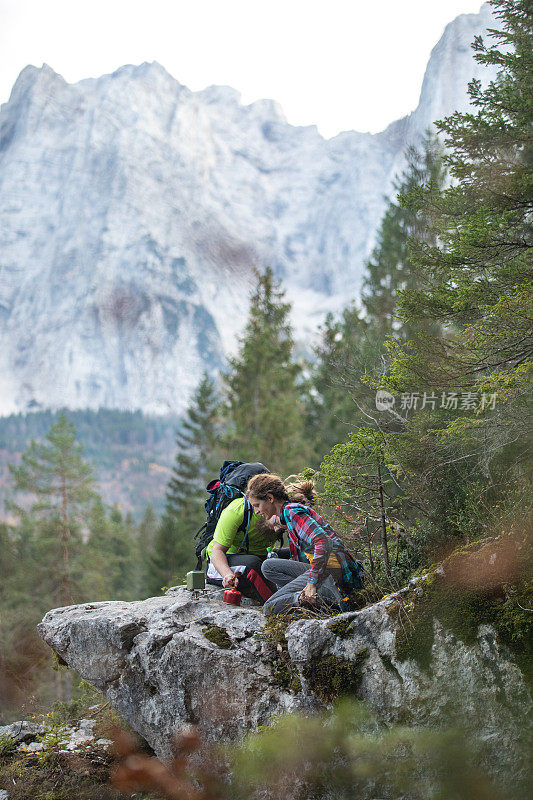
[285,478,316,506]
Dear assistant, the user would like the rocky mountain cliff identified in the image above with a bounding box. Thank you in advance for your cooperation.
[0,5,497,415]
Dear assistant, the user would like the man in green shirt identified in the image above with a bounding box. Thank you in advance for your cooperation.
[206,496,276,603]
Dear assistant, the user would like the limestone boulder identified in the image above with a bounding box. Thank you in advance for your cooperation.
[38,588,309,759]
[38,580,531,784]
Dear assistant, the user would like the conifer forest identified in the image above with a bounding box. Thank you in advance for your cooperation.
[0,2,531,798]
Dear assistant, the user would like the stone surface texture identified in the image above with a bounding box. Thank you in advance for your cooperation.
[0,6,498,414]
[0,721,44,744]
[39,588,309,759]
[0,717,112,753]
[38,580,531,784]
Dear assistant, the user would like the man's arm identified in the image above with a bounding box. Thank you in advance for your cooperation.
[210,541,239,588]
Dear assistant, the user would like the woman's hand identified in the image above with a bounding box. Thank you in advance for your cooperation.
[299,582,317,606]
[222,571,239,589]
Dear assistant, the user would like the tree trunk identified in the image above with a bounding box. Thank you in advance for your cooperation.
[56,669,63,703]
[64,670,73,704]
[365,519,375,577]
[60,471,72,605]
[377,461,391,578]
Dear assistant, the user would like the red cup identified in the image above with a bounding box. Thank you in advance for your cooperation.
[223,588,242,606]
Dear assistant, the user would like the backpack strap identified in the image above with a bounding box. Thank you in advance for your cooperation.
[194,522,207,541]
[236,497,253,553]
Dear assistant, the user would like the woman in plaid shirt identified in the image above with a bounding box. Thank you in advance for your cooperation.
[247,473,363,615]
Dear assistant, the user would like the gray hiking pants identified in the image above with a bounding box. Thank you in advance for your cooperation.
[261,558,342,615]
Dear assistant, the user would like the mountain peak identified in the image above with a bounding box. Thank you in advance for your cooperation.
[0,5,499,415]
[3,63,64,106]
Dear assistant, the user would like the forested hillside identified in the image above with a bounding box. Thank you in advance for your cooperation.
[0,410,178,522]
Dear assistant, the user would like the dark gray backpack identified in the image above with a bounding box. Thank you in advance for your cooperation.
[194,460,269,569]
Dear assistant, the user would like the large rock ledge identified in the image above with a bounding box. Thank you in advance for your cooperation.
[38,587,308,758]
[38,581,531,774]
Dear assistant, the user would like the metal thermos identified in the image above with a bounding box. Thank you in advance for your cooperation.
[266,547,279,559]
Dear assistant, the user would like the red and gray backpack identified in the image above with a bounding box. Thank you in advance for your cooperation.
[194,460,269,569]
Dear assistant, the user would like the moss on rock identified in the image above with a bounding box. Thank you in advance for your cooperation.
[304,649,368,703]
[379,653,403,683]
[327,617,355,639]
[260,612,304,693]
[395,530,533,684]
[202,625,233,649]
[270,659,302,693]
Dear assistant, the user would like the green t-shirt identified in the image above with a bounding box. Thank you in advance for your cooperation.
[206,497,272,559]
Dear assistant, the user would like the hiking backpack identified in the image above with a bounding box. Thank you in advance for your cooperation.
[194,460,269,569]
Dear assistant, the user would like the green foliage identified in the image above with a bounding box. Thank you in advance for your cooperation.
[384,410,497,552]
[34,720,71,766]
[8,412,97,607]
[229,699,513,800]
[224,267,306,474]
[312,0,533,568]
[387,0,532,405]
[8,411,96,508]
[1,417,104,716]
[0,408,179,522]
[135,504,158,599]
[85,501,141,601]
[321,426,398,578]
[147,373,220,595]
[305,305,385,461]
[304,139,452,578]
[305,136,446,465]
[362,132,446,341]
[51,679,106,725]
[1,415,153,718]
[0,733,17,756]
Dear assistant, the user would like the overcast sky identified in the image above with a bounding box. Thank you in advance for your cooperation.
[1,0,485,138]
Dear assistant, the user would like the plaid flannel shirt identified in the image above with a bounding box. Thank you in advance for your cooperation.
[280,501,359,589]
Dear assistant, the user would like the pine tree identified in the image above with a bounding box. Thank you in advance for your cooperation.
[321,426,400,581]
[305,305,383,461]
[147,373,220,594]
[85,501,139,600]
[388,0,532,399]
[7,413,97,701]
[136,504,158,598]
[107,505,138,599]
[305,137,446,466]
[224,267,306,474]
[84,497,111,599]
[9,412,97,607]
[0,523,15,599]
[362,133,446,341]
[379,0,533,550]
